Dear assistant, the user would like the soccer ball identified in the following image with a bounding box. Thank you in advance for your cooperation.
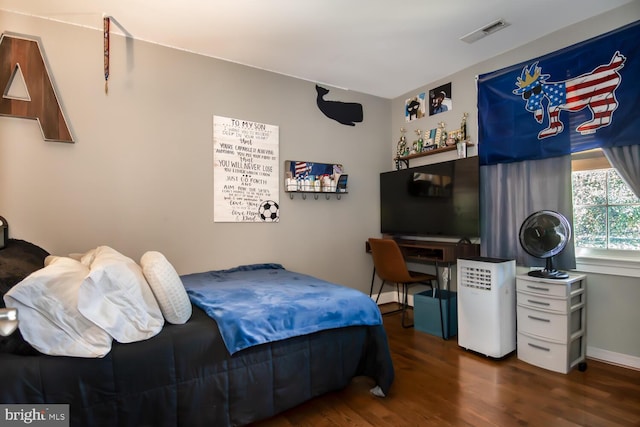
[258,200,279,222]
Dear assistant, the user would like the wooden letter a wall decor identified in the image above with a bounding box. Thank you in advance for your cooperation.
[0,34,73,142]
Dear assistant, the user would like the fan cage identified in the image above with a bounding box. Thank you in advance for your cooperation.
[519,210,571,259]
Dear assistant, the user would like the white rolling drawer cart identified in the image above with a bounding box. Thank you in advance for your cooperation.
[516,273,587,374]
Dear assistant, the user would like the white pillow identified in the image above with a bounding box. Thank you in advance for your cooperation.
[78,246,164,343]
[68,248,96,266]
[140,251,192,325]
[3,257,113,357]
[44,255,59,267]
[79,248,97,266]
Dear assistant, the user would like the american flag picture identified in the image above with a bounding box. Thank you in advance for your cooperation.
[295,162,310,177]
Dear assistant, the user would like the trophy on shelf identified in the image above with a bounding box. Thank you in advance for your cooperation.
[457,112,470,158]
[396,127,407,158]
[460,112,468,141]
[395,128,409,170]
[413,129,423,153]
[435,121,446,148]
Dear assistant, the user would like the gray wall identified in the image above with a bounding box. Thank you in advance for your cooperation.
[1,4,638,368]
[390,2,640,366]
[0,11,390,292]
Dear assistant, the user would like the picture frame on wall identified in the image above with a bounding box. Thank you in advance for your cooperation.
[429,82,452,116]
[405,92,426,122]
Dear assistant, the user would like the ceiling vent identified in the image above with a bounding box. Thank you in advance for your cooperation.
[460,19,510,44]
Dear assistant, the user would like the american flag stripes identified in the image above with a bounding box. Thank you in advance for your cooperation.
[294,162,309,177]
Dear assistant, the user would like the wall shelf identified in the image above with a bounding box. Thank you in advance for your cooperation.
[395,140,474,168]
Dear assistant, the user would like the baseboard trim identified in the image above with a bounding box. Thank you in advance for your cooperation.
[372,291,398,305]
[373,292,640,371]
[373,291,416,306]
[587,346,640,371]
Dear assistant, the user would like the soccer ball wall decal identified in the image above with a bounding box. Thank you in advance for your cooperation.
[258,200,279,222]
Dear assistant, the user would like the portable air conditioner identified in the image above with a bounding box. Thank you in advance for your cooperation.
[457,257,516,358]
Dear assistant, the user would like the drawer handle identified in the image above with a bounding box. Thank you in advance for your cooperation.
[528,315,550,323]
[527,285,550,292]
[528,343,551,352]
[527,299,550,306]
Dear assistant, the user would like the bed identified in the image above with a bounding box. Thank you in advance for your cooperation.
[0,239,394,427]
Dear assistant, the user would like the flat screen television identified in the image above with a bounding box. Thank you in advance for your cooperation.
[379,156,480,239]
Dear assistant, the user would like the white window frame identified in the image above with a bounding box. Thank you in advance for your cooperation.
[574,247,640,278]
[571,149,640,278]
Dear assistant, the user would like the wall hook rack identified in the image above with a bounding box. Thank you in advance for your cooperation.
[287,191,347,200]
[284,160,348,200]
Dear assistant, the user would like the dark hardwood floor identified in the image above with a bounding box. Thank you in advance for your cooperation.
[252,305,640,427]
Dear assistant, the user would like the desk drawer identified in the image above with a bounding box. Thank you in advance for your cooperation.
[517,305,568,342]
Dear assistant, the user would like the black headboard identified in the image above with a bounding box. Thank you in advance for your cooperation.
[0,239,48,355]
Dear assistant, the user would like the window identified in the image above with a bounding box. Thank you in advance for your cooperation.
[571,149,640,273]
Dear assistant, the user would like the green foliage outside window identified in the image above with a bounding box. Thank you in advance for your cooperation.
[572,169,640,250]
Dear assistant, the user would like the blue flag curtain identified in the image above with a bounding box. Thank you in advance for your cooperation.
[478,20,640,166]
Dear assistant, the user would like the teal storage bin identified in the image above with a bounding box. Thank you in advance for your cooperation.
[414,289,457,338]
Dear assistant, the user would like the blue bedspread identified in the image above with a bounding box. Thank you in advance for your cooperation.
[181,264,382,354]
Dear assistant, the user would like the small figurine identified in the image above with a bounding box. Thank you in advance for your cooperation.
[446,133,455,146]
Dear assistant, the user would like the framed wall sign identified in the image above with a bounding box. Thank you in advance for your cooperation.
[213,116,279,222]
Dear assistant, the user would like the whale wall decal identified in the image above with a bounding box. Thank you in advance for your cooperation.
[315,85,363,126]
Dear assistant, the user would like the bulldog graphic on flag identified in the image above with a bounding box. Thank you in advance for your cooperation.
[477,20,639,166]
[513,52,626,139]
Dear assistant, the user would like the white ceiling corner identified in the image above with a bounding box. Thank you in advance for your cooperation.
[0,0,633,99]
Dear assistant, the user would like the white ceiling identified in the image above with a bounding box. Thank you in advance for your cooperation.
[0,0,633,98]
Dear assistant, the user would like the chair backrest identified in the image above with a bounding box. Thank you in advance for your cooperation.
[368,238,413,284]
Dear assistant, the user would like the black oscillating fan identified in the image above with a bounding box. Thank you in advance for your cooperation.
[519,210,571,279]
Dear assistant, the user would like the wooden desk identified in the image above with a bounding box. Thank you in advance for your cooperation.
[366,238,479,295]
[365,238,479,264]
[394,239,479,263]
[366,238,480,339]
